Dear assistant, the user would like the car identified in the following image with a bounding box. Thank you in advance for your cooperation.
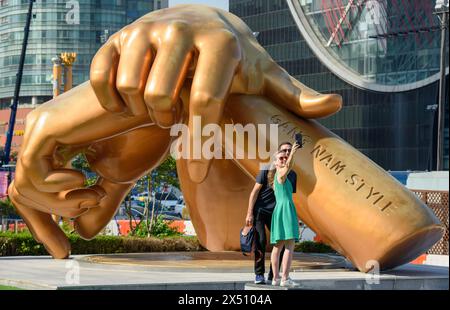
[155,191,179,209]
[131,192,151,202]
[115,206,145,220]
[174,198,190,220]
[174,204,184,218]
[160,211,182,220]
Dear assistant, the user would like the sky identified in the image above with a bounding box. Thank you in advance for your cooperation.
[169,0,229,11]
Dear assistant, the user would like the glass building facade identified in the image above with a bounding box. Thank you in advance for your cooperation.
[0,0,167,108]
[230,0,449,171]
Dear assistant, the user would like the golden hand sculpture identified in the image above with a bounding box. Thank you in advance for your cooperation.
[8,5,444,272]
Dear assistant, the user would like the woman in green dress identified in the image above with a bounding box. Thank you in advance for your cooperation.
[269,142,301,287]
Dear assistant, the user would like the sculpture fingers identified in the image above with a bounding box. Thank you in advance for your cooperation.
[263,62,343,119]
[12,125,103,215]
[74,180,134,240]
[19,111,87,193]
[186,29,241,183]
[177,157,254,251]
[15,139,103,214]
[86,125,172,183]
[116,26,153,116]
[10,80,158,220]
[10,177,101,218]
[8,181,71,259]
[143,21,194,128]
[17,109,87,193]
[15,80,152,198]
[90,35,125,113]
[76,125,172,239]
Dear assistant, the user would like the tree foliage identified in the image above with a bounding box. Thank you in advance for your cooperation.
[0,198,18,218]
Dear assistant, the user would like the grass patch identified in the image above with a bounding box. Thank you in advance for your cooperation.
[0,285,23,290]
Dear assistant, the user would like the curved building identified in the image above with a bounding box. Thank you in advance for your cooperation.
[230,0,449,171]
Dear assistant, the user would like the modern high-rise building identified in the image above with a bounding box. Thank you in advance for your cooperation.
[0,0,168,109]
[230,0,449,171]
[0,0,167,150]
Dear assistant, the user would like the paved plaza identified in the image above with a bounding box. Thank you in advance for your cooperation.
[0,252,447,290]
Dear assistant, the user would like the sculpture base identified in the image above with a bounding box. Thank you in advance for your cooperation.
[79,252,347,273]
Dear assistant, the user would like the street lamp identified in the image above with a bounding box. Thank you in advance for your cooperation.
[435,0,449,170]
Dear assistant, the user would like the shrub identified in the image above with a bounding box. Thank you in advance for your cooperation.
[295,240,336,253]
[0,231,203,256]
[0,198,19,218]
[132,215,182,238]
[68,234,124,254]
[122,236,202,253]
[0,231,47,256]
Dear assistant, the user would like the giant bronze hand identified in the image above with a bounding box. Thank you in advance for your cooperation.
[8,5,444,271]
[8,81,444,271]
[9,4,340,260]
[87,5,444,270]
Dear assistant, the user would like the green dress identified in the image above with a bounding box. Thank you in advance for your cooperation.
[270,172,300,244]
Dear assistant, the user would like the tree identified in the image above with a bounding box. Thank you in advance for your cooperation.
[71,153,180,237]
[0,146,18,165]
[71,153,91,172]
[129,157,180,237]
[0,197,18,218]
[153,156,179,189]
[133,157,179,192]
[71,154,97,186]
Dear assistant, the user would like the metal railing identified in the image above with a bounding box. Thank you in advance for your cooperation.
[412,190,449,255]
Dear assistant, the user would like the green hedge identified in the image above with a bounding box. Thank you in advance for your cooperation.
[295,240,336,253]
[0,231,203,256]
[0,232,334,256]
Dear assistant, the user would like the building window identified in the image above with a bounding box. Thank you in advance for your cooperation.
[0,16,8,24]
[0,0,8,7]
[0,33,10,41]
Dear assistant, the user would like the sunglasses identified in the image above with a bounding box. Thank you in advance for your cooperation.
[279,148,292,153]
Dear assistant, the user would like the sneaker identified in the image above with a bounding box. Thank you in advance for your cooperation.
[254,274,266,284]
[280,278,299,288]
[271,278,281,286]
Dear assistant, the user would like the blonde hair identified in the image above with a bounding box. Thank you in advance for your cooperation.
[267,167,276,189]
[267,152,283,189]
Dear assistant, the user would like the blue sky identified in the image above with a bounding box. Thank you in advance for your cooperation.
[169,0,229,11]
